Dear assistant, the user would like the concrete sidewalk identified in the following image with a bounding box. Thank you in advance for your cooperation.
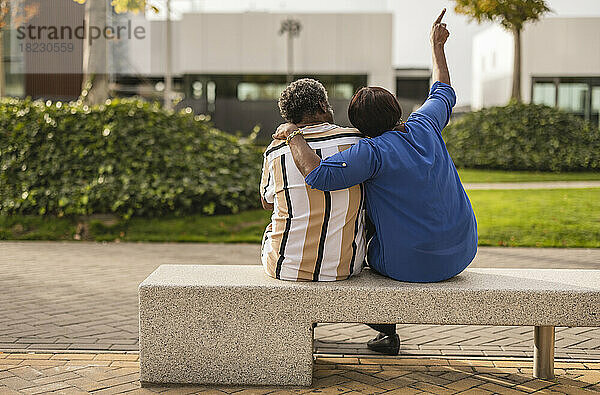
[0,242,599,360]
[463,181,600,190]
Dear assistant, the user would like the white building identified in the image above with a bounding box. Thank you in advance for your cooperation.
[10,8,437,136]
[472,17,600,126]
[120,11,394,87]
[112,11,396,135]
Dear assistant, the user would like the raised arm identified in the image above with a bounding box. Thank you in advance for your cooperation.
[408,10,455,133]
[431,9,450,85]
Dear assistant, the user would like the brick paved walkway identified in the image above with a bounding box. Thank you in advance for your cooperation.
[0,242,599,359]
[1,352,599,394]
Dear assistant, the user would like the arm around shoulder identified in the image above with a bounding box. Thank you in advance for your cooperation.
[305,138,381,192]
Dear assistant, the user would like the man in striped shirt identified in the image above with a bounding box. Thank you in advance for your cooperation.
[260,78,366,282]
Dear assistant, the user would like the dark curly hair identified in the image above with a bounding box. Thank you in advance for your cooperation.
[278,78,332,124]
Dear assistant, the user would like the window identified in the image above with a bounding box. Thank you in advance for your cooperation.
[331,83,354,100]
[237,83,287,101]
[558,83,589,114]
[5,73,25,98]
[237,81,356,101]
[532,77,600,122]
[396,78,430,102]
[184,74,365,102]
[192,81,203,98]
[592,87,600,128]
[532,82,555,107]
[207,81,216,111]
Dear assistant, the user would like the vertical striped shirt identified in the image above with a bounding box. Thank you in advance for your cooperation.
[260,123,366,281]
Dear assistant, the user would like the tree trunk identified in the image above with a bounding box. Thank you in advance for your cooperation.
[0,29,5,97]
[511,27,522,102]
[81,0,109,105]
[164,0,173,110]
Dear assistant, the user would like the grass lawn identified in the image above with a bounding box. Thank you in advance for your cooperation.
[471,188,600,247]
[1,188,599,248]
[457,169,600,183]
[0,210,269,243]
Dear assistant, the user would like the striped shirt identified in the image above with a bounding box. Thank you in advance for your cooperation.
[260,123,367,281]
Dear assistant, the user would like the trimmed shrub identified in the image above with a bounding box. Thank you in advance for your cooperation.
[0,97,262,218]
[444,102,600,171]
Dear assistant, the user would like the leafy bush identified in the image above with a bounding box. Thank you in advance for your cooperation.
[444,102,600,171]
[0,97,262,218]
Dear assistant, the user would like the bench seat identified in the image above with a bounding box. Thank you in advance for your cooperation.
[139,265,600,386]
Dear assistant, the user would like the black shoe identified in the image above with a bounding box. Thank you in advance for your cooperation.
[367,332,400,356]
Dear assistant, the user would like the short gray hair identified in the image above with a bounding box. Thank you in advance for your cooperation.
[278,78,331,124]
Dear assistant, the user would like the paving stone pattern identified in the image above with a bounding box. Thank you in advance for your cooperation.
[0,242,599,359]
[1,352,600,394]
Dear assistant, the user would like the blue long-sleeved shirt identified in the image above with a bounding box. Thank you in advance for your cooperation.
[305,82,477,282]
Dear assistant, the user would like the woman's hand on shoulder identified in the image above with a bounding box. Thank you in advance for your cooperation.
[273,123,299,141]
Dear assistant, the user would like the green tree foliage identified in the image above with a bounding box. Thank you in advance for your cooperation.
[72,0,157,14]
[444,102,600,171]
[453,0,550,101]
[0,98,262,218]
[454,0,550,30]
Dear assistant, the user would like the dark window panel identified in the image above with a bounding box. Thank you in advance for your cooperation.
[396,78,430,102]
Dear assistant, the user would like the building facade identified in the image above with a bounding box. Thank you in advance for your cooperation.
[6,9,399,137]
[472,17,600,127]
[116,12,394,138]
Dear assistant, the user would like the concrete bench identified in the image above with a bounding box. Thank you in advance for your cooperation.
[139,265,600,386]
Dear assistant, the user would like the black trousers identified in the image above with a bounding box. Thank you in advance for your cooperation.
[313,324,396,336]
[364,215,397,337]
[366,323,397,336]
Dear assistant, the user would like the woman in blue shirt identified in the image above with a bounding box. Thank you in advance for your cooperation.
[273,9,477,355]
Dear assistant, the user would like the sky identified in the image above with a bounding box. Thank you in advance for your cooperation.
[156,0,600,106]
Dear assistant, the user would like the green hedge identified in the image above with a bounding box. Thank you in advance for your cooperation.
[444,102,600,171]
[0,97,262,218]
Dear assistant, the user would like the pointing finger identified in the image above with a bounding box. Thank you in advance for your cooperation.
[434,8,446,25]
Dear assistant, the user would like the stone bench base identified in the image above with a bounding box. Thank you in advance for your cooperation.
[139,265,600,386]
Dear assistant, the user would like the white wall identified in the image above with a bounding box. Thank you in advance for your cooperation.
[146,0,600,108]
[122,12,394,92]
[472,25,513,109]
[521,17,600,102]
[472,17,600,107]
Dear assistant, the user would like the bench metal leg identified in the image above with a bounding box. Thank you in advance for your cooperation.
[533,326,555,380]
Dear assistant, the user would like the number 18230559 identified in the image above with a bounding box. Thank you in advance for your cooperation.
[19,42,75,53]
